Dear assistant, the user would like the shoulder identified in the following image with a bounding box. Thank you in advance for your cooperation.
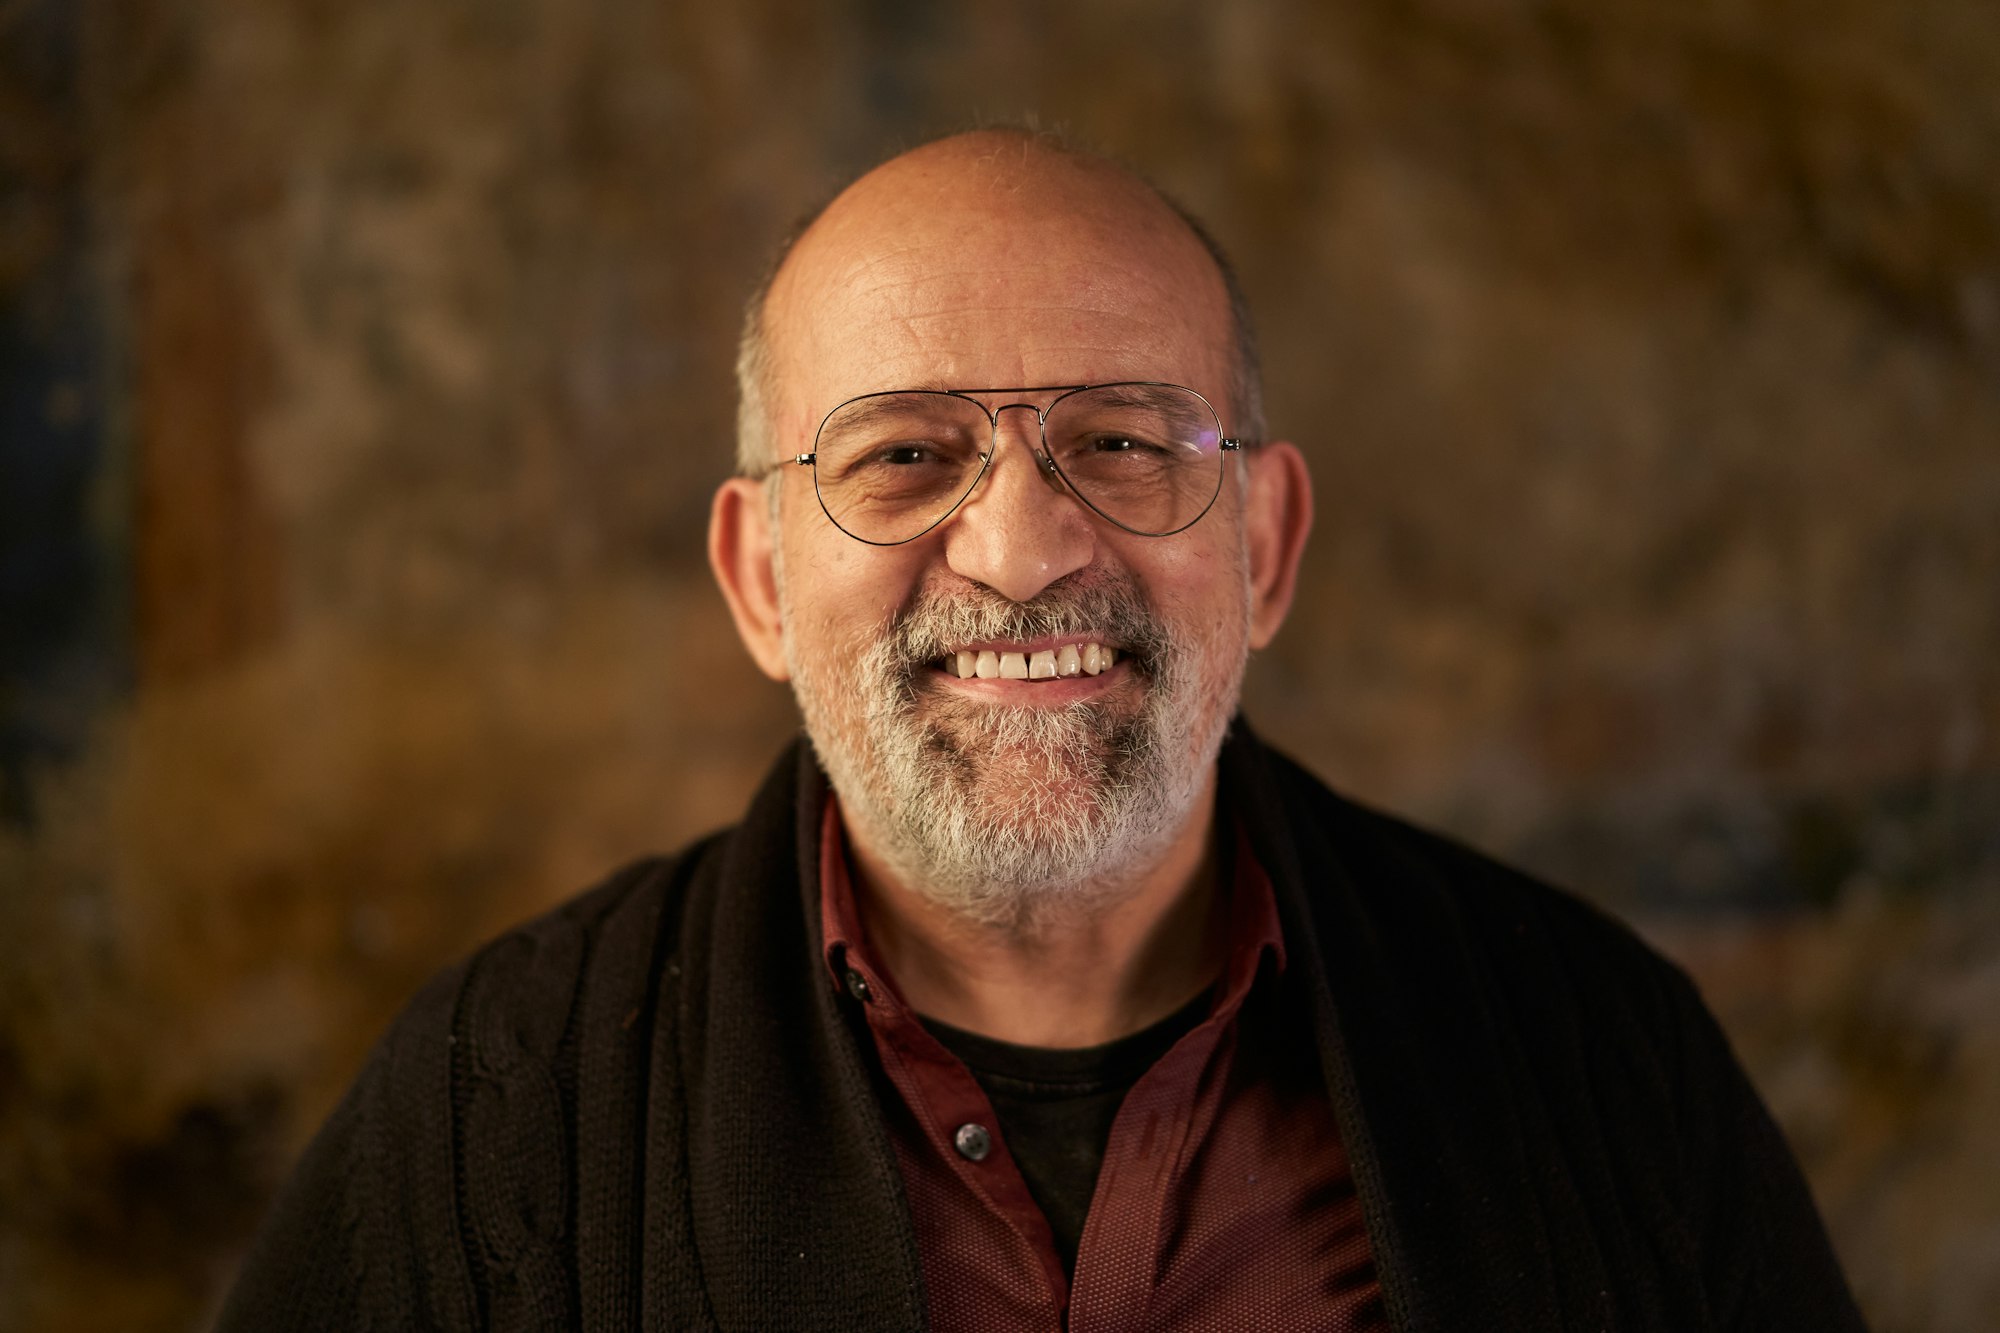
[360,841,721,1078]
[449,846,712,1054]
[440,734,818,1041]
[353,736,814,1166]
[1253,737,1660,941]
[216,841,730,1331]
[1238,729,1702,1041]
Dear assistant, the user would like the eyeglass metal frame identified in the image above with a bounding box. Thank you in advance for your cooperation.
[774,381,1246,547]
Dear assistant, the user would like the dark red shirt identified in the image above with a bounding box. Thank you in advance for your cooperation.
[819,797,1389,1332]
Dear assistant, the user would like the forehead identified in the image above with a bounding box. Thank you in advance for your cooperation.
[764,146,1235,428]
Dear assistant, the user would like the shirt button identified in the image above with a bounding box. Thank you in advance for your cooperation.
[843,969,872,1004]
[953,1122,992,1162]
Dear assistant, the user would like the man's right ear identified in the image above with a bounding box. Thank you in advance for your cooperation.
[708,477,792,682]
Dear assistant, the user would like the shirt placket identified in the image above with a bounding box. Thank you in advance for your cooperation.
[846,947,1073,1323]
[1065,1000,1242,1330]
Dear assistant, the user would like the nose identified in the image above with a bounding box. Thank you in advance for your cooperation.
[941,405,1096,603]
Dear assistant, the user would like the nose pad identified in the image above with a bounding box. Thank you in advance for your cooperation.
[986,403,1068,496]
[1035,449,1064,487]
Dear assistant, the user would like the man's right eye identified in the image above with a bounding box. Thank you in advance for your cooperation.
[873,443,937,466]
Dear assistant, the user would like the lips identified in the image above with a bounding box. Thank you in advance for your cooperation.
[888,571,1161,699]
[941,641,1121,680]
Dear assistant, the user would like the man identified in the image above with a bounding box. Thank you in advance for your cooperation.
[218,130,1864,1330]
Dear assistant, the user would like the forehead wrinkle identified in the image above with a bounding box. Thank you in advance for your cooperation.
[892,298,1180,334]
[816,278,1218,373]
[819,260,1191,318]
[805,238,942,300]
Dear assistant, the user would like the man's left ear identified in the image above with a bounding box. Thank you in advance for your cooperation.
[1242,440,1313,650]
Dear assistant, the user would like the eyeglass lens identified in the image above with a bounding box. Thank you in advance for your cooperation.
[810,384,1227,544]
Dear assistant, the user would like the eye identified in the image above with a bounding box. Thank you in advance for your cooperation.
[829,436,976,492]
[1080,433,1170,457]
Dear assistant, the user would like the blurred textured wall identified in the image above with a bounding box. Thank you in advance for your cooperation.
[2,0,1996,1328]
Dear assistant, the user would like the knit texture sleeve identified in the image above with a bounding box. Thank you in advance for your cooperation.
[1657,961,1870,1332]
[212,963,480,1333]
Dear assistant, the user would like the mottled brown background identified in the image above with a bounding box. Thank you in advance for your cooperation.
[2,0,1997,1329]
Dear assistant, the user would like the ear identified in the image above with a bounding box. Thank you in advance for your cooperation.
[1242,440,1313,650]
[708,477,791,681]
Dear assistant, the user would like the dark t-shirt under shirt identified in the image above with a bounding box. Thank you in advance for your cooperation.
[921,990,1213,1277]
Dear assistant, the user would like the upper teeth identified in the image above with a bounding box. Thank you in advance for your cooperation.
[950,643,1119,680]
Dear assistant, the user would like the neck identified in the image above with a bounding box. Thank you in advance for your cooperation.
[842,771,1225,1048]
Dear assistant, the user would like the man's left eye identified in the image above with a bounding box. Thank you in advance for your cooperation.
[1081,434,1171,457]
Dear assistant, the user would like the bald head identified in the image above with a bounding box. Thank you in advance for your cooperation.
[734,130,1262,476]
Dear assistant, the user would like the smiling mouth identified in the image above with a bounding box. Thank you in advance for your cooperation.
[934,641,1122,681]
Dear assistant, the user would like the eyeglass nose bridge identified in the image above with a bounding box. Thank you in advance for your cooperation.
[978,399,1065,483]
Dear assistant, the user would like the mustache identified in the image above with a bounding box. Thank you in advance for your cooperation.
[888,573,1169,675]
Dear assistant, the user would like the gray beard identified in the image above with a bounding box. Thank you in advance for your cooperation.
[788,572,1246,929]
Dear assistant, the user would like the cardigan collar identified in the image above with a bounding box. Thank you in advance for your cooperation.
[675,719,1560,1332]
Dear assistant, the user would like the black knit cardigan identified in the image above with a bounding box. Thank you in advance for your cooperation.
[215,724,1865,1331]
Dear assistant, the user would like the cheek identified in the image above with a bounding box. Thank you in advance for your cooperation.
[1133,527,1252,627]
[777,528,925,651]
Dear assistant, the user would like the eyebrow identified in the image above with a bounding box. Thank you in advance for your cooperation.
[820,382,1195,429]
[832,381,961,405]
[1067,383,1191,411]
[820,393,982,436]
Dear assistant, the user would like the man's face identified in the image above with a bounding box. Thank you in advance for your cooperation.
[739,143,1282,924]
